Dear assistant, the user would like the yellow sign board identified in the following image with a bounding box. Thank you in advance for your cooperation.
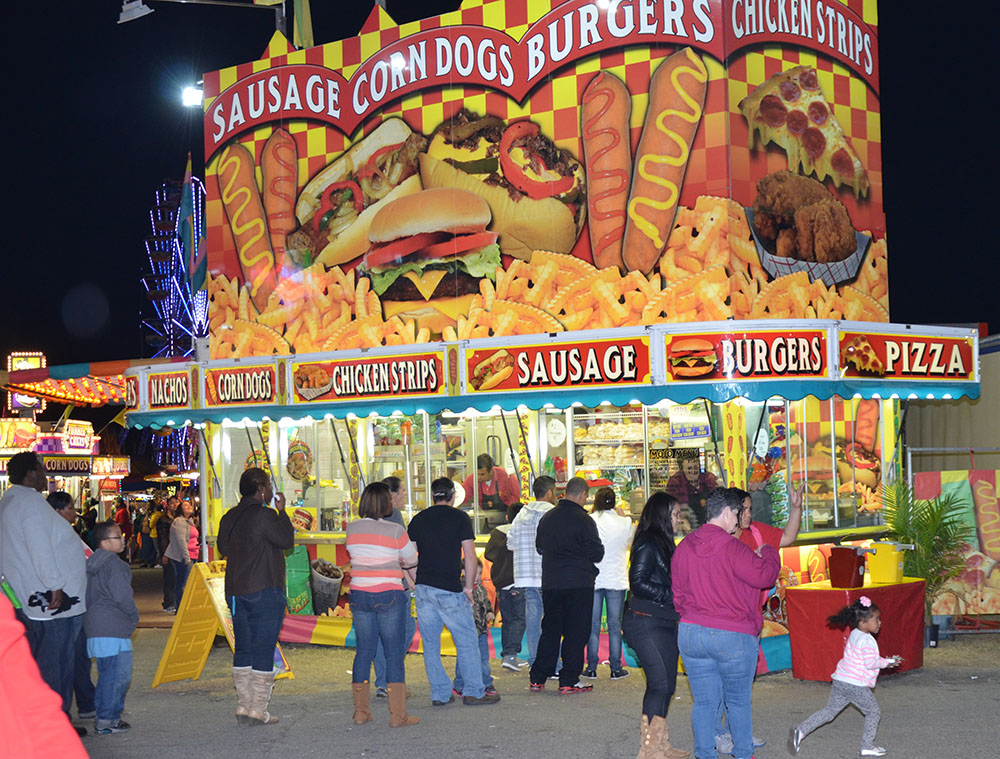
[152,561,292,687]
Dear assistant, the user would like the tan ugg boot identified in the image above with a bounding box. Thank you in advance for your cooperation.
[387,683,419,727]
[653,714,690,758]
[637,715,653,759]
[247,669,280,725]
[233,667,254,725]
[352,682,374,724]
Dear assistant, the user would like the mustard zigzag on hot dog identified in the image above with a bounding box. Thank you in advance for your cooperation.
[219,142,276,309]
[624,47,708,275]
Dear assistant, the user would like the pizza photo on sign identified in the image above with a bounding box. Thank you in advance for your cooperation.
[739,66,868,197]
[841,334,885,376]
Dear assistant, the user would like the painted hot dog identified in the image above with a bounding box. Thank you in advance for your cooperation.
[471,350,515,391]
[218,142,277,310]
[973,478,1000,562]
[581,71,632,271]
[262,128,298,277]
[623,47,708,275]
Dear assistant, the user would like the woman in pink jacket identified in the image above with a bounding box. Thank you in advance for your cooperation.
[671,488,780,759]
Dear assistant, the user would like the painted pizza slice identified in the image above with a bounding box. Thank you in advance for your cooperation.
[739,66,869,197]
[841,335,885,375]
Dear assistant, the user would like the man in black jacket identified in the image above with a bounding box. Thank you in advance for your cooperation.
[529,477,604,694]
[217,468,294,727]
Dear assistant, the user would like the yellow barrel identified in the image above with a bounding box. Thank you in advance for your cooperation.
[868,542,911,584]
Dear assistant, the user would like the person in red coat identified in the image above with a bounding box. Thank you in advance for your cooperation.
[0,596,88,759]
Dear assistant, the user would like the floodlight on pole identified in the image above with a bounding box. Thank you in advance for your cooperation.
[117,0,287,36]
[118,1,154,24]
[182,85,204,107]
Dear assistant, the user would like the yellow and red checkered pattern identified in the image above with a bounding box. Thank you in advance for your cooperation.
[203,0,886,360]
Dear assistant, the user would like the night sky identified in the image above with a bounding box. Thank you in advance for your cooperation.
[5,0,995,370]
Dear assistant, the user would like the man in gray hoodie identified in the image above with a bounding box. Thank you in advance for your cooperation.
[84,521,140,734]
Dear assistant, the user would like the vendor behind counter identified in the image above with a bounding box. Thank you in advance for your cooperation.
[461,454,519,530]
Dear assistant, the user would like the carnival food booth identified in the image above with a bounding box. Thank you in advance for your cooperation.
[124,0,983,665]
[123,320,980,660]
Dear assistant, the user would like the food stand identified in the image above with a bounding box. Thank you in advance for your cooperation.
[115,0,988,660]
[123,320,980,655]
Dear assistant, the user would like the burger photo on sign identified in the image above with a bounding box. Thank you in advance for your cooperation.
[668,338,718,379]
[359,188,500,337]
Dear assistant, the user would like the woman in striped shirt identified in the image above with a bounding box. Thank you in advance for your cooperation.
[346,482,419,728]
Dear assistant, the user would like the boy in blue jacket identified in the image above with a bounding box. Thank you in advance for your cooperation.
[84,521,139,734]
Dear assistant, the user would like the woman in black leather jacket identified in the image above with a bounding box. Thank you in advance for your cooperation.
[623,491,688,759]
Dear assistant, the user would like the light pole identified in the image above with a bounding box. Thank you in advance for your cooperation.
[117,0,287,36]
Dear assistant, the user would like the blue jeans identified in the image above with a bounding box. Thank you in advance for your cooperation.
[678,622,758,759]
[171,559,191,606]
[17,611,82,716]
[230,586,287,671]
[414,584,483,701]
[74,627,96,715]
[374,601,416,690]
[587,588,626,672]
[95,649,132,727]
[453,632,494,692]
[521,586,543,665]
[351,589,409,684]
[497,587,526,659]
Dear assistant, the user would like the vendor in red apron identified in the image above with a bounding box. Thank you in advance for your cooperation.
[461,454,520,514]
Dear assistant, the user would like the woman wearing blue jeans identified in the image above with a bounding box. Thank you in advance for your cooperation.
[671,488,781,759]
[346,482,420,728]
[622,491,688,759]
[585,487,634,679]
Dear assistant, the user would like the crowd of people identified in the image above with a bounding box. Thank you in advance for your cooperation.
[0,450,200,751]
[3,453,903,759]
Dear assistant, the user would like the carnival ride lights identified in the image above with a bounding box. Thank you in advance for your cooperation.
[141,178,206,358]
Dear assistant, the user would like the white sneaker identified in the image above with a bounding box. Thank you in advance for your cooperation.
[860,747,887,757]
[515,658,529,668]
[715,734,733,755]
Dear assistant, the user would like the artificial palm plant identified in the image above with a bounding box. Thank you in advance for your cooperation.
[882,482,972,622]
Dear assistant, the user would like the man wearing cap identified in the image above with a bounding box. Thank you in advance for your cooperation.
[407,477,500,707]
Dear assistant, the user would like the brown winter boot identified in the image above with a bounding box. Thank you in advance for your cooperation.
[233,667,254,725]
[352,682,374,724]
[387,682,420,727]
[637,715,653,759]
[247,669,280,725]
[652,714,690,758]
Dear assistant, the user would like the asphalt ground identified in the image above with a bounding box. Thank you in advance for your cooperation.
[74,568,1000,759]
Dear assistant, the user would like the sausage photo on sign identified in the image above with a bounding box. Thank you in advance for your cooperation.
[624,47,708,275]
[581,71,632,271]
[218,142,277,310]
[469,349,515,391]
[287,118,427,269]
[261,127,298,277]
[419,109,586,261]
